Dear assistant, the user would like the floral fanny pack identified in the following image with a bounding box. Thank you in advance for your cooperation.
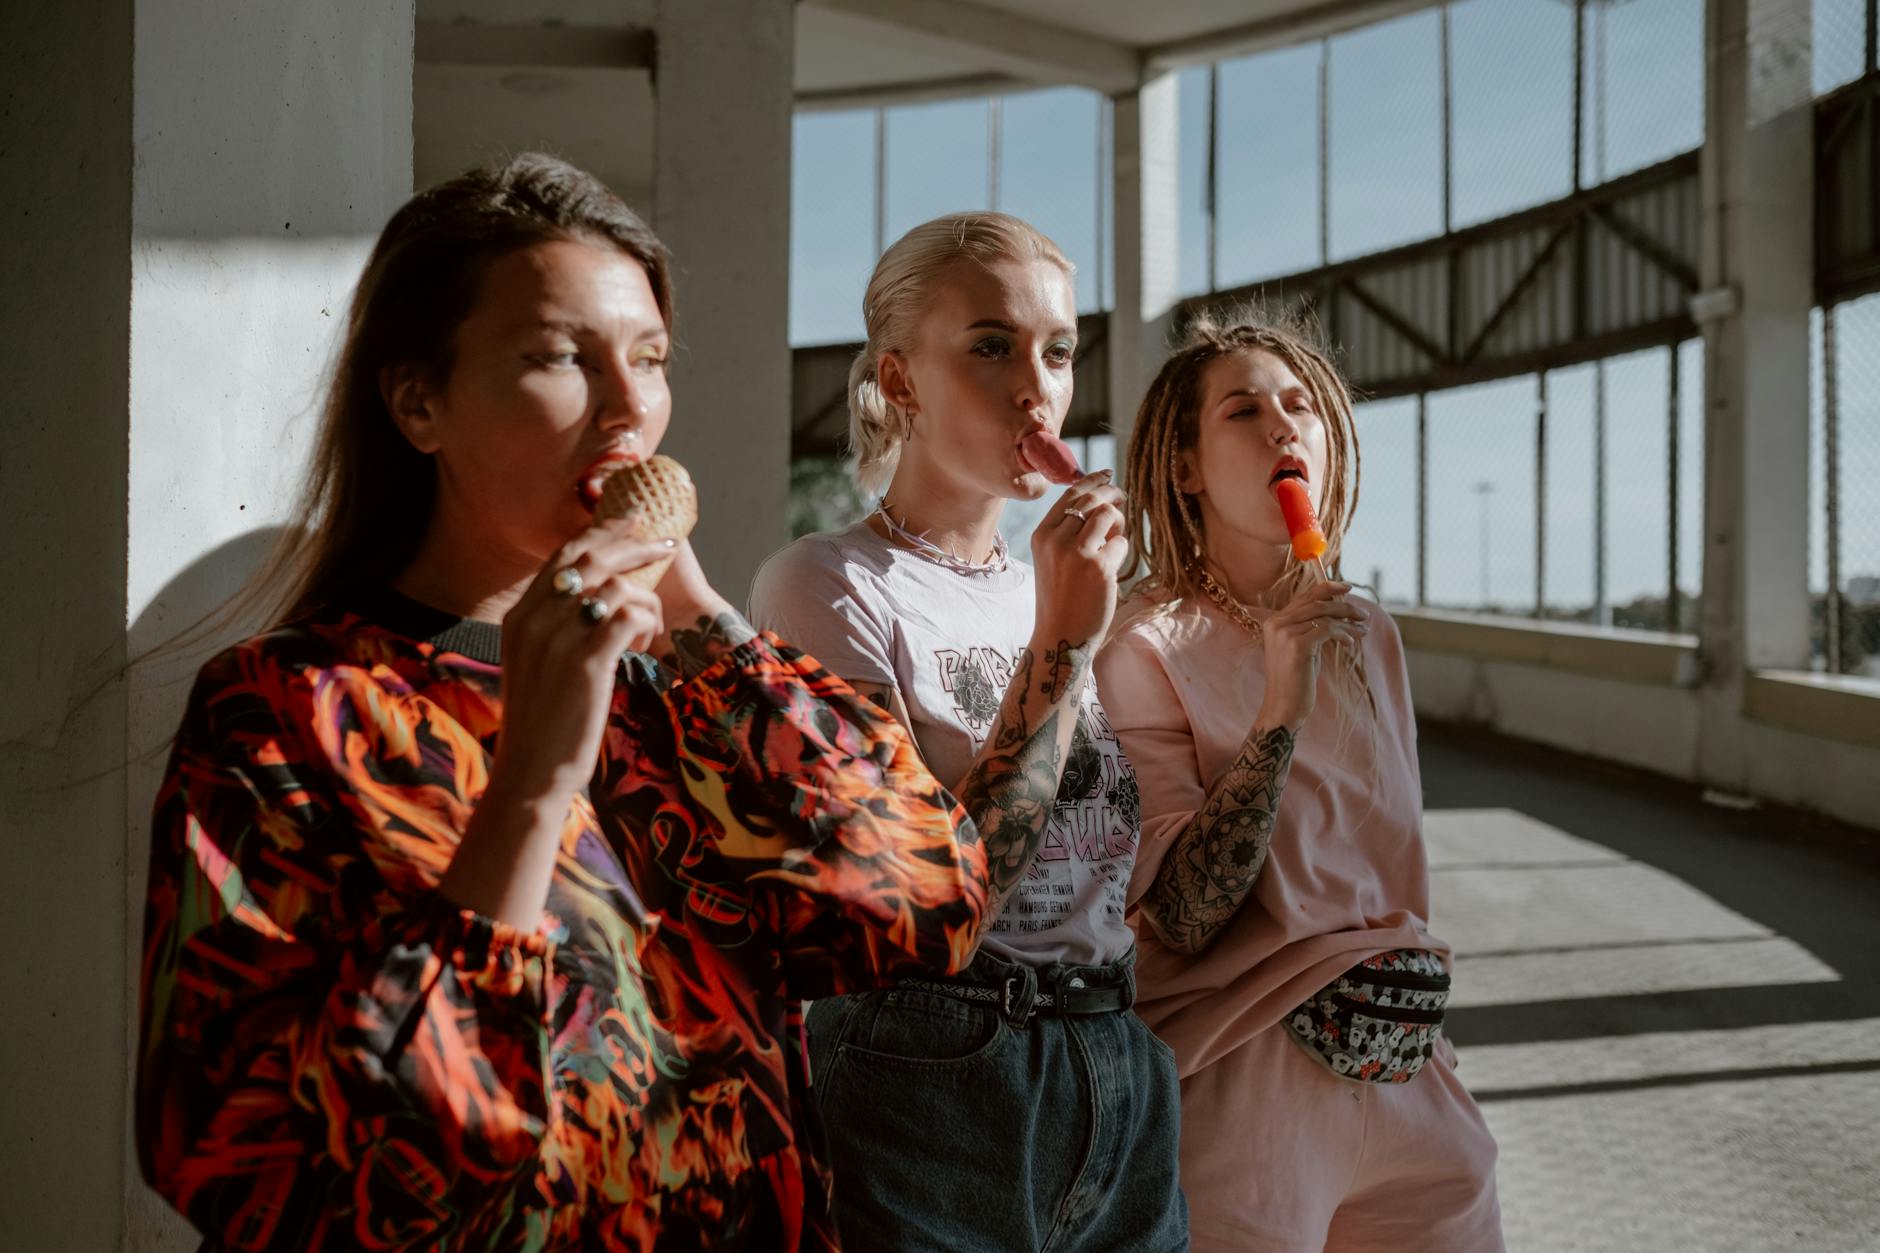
[1284,949,1450,1084]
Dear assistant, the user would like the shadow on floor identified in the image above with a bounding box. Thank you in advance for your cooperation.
[1418,719,1880,1058]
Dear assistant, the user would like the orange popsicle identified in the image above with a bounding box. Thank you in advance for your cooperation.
[1271,477,1327,562]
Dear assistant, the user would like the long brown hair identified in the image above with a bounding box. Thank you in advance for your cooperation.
[261,152,673,624]
[1122,305,1362,608]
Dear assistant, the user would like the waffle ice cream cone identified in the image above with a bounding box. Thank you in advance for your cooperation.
[592,455,699,589]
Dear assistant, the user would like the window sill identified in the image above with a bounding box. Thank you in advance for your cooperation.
[1394,609,1699,687]
[1744,670,1880,750]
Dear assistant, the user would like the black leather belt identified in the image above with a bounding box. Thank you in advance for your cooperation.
[896,974,1132,1023]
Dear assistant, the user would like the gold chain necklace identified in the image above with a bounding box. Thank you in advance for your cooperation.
[1197,568,1265,640]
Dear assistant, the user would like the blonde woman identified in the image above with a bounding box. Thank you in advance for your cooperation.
[750,213,1186,1251]
[1096,311,1501,1252]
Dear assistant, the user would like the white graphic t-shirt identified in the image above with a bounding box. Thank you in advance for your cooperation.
[749,520,1139,968]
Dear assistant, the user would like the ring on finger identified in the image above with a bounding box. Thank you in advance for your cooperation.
[579,596,610,625]
[1065,507,1088,522]
[552,566,585,597]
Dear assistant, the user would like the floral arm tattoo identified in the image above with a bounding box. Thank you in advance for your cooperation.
[658,610,761,680]
[953,641,1092,912]
[1140,724,1297,955]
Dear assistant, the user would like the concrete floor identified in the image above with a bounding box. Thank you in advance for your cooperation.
[1420,723,1880,1253]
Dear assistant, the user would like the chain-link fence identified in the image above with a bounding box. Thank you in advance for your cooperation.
[998,88,1107,315]
[1342,397,1421,606]
[1215,43,1324,289]
[1812,295,1880,675]
[1815,0,1871,97]
[789,110,877,347]
[1329,9,1447,262]
[1580,0,1704,185]
[1451,0,1576,228]
[1425,376,1540,613]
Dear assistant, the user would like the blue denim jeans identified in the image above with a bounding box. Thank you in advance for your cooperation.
[806,948,1189,1252]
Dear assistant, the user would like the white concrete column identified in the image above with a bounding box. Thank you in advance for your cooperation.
[3,3,412,1249]
[1695,0,1813,754]
[652,0,795,605]
[1107,73,1182,461]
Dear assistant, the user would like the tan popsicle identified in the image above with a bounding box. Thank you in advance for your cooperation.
[591,454,700,589]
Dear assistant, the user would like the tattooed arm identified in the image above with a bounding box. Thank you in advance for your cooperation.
[848,645,1091,915]
[949,638,1092,914]
[656,608,760,679]
[1137,724,1297,955]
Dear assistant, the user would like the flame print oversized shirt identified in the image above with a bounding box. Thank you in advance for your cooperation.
[137,589,988,1251]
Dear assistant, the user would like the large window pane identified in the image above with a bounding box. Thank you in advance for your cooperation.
[1582,0,1704,183]
[790,110,876,347]
[1215,42,1323,285]
[1342,397,1419,607]
[1815,296,1880,675]
[1815,0,1868,97]
[1427,375,1538,612]
[1450,0,1574,227]
[1603,348,1674,626]
[1177,66,1213,297]
[998,88,1103,314]
[883,98,990,245]
[1328,10,1444,259]
[1544,363,1597,618]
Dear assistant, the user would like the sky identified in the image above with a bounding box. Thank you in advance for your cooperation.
[786,0,1877,626]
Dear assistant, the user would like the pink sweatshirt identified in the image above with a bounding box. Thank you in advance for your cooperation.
[1094,590,1445,1078]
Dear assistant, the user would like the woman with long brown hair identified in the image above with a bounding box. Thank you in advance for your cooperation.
[135,153,989,1252]
[1096,309,1502,1251]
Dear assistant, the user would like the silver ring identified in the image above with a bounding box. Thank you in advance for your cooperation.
[552,566,585,597]
[579,597,609,624]
[1065,507,1087,522]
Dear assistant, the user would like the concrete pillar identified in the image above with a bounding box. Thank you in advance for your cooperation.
[2,3,412,1249]
[1695,0,1813,773]
[1107,73,1182,460]
[0,2,135,1246]
[652,0,795,605]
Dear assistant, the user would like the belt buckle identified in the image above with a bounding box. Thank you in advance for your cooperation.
[1001,975,1036,1025]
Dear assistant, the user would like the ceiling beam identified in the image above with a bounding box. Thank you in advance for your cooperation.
[801,0,1141,95]
[415,22,655,70]
[796,73,1033,113]
[1144,0,1440,72]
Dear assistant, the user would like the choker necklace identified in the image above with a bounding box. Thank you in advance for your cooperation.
[875,503,1010,576]
[1197,568,1266,641]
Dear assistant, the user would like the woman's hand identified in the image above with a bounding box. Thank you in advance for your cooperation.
[491,518,674,800]
[1255,580,1370,732]
[1028,470,1129,651]
[440,518,673,927]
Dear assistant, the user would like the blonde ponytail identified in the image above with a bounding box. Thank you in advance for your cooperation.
[847,351,905,499]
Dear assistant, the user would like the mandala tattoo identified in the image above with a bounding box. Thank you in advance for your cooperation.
[1141,724,1296,954]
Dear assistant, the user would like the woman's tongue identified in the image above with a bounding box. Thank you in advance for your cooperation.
[1019,429,1082,485]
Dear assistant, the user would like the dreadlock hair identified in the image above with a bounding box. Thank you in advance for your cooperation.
[1118,303,1378,741]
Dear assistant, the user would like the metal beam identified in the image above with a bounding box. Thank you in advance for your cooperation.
[1145,0,1439,72]
[414,22,654,70]
[796,73,1029,113]
[1591,203,1701,291]
[800,0,1140,94]
[1339,278,1451,367]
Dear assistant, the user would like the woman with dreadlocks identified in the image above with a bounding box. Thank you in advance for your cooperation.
[1095,309,1503,1252]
